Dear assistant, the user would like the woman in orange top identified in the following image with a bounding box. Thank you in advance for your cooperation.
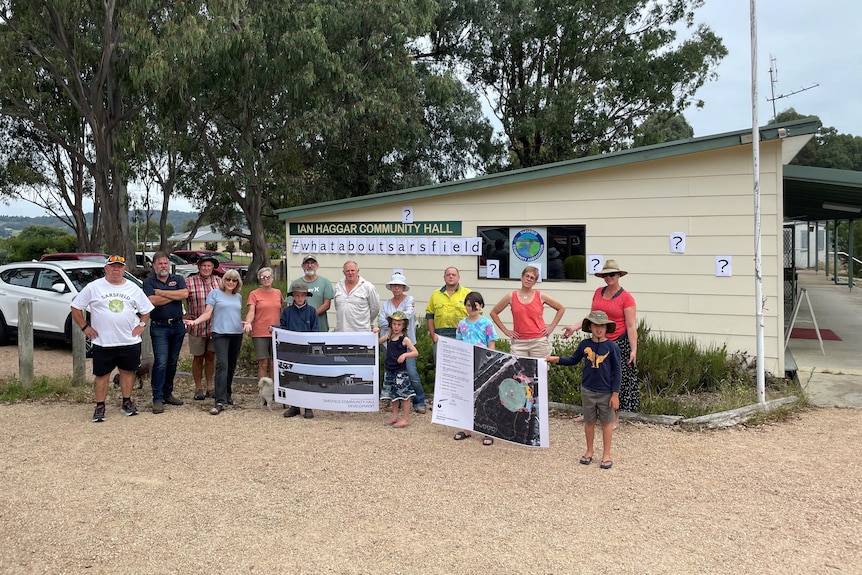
[244,267,284,379]
[489,265,565,358]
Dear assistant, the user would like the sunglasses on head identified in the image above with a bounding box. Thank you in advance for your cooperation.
[106,255,125,263]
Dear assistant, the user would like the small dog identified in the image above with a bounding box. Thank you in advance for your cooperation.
[258,377,275,410]
[112,356,154,389]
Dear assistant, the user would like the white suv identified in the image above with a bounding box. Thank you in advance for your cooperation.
[0,260,144,345]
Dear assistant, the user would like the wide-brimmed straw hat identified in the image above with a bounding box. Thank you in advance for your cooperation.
[581,310,617,334]
[385,272,410,292]
[595,259,628,277]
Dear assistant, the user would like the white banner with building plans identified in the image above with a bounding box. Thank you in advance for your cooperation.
[431,336,549,448]
[272,328,379,412]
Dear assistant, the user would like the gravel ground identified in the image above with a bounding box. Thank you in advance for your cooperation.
[1,346,861,574]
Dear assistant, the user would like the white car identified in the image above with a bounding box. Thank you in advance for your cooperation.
[0,260,144,345]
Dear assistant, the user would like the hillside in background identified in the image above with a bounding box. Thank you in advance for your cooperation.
[0,211,199,238]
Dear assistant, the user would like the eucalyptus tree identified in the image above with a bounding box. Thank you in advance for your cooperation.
[0,0,208,259]
[0,107,101,250]
[186,0,500,280]
[434,0,728,167]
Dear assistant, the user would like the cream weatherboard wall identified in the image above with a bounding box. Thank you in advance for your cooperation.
[280,124,815,375]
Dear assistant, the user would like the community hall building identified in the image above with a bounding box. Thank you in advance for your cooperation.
[277,118,862,376]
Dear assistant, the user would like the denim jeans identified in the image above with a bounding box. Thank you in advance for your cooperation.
[150,321,187,402]
[405,357,425,408]
[212,333,243,406]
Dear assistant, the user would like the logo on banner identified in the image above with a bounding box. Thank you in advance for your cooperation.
[512,228,544,262]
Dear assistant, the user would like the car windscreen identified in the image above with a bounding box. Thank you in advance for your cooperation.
[68,268,106,291]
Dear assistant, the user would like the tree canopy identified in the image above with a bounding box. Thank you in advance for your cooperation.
[1,0,731,272]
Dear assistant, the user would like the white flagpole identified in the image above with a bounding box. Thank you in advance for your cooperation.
[750,0,766,404]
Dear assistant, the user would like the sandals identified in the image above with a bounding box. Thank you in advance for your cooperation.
[193,390,205,401]
[600,459,614,469]
[209,403,224,415]
[453,431,471,441]
[579,455,593,465]
[482,436,494,446]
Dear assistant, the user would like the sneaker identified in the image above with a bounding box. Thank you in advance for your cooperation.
[152,400,165,414]
[303,409,314,419]
[164,395,184,406]
[283,406,301,418]
[121,400,138,416]
[92,404,106,423]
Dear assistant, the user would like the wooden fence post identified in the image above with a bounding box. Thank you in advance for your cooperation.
[18,299,34,388]
[71,323,87,385]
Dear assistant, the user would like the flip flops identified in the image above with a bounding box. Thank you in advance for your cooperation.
[482,436,494,446]
[600,460,614,469]
[453,431,471,440]
[579,455,593,465]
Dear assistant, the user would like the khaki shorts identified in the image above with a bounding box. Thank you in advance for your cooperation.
[511,336,551,359]
[253,336,273,359]
[581,387,616,425]
[188,334,215,356]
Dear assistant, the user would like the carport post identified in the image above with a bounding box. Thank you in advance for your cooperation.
[18,299,34,388]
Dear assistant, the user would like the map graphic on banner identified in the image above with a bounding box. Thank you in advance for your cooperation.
[272,328,379,412]
[431,336,549,448]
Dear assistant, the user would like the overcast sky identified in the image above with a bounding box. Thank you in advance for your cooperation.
[686,0,861,137]
[3,0,858,219]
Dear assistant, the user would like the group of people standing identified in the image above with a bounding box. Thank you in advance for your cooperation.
[73,250,640,464]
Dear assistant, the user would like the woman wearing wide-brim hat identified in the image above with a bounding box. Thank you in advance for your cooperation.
[563,259,638,427]
[377,272,426,413]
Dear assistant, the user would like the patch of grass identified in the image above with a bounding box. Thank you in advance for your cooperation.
[0,375,89,403]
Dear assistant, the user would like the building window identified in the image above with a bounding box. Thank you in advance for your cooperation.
[478,226,586,281]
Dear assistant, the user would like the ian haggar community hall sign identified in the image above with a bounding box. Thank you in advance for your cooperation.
[289,221,481,256]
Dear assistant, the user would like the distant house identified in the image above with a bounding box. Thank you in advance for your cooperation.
[168,228,250,254]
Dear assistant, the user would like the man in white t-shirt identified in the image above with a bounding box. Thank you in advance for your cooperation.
[71,255,154,423]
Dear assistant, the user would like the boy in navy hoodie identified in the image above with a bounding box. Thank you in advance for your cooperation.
[547,310,620,469]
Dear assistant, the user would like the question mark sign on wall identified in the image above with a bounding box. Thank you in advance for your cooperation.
[402,206,413,224]
[669,232,686,253]
[487,260,500,279]
[715,256,732,276]
[588,256,603,274]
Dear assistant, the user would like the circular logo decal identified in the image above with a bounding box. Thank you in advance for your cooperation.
[511,229,545,262]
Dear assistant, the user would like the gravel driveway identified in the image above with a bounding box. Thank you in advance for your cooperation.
[1,388,860,575]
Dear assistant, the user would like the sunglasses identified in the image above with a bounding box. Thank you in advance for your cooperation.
[259,274,272,280]
[599,272,619,278]
[106,255,125,263]
[224,278,238,282]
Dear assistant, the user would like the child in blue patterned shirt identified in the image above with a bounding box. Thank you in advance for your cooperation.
[454,292,499,445]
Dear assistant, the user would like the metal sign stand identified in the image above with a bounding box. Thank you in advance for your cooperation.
[784,287,825,355]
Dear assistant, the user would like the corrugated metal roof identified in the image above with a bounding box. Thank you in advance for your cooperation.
[783,165,862,222]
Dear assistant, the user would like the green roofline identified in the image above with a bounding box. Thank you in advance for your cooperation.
[783,164,862,188]
[276,119,821,221]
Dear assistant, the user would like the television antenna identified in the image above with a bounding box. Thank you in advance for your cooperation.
[768,55,819,121]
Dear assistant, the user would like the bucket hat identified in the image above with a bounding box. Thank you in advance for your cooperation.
[581,310,617,334]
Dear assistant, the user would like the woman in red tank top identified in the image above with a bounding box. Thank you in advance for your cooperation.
[489,265,566,358]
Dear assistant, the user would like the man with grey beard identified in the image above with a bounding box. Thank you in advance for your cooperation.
[143,251,189,413]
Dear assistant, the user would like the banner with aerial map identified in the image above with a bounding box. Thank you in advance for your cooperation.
[431,336,549,448]
[272,328,379,412]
